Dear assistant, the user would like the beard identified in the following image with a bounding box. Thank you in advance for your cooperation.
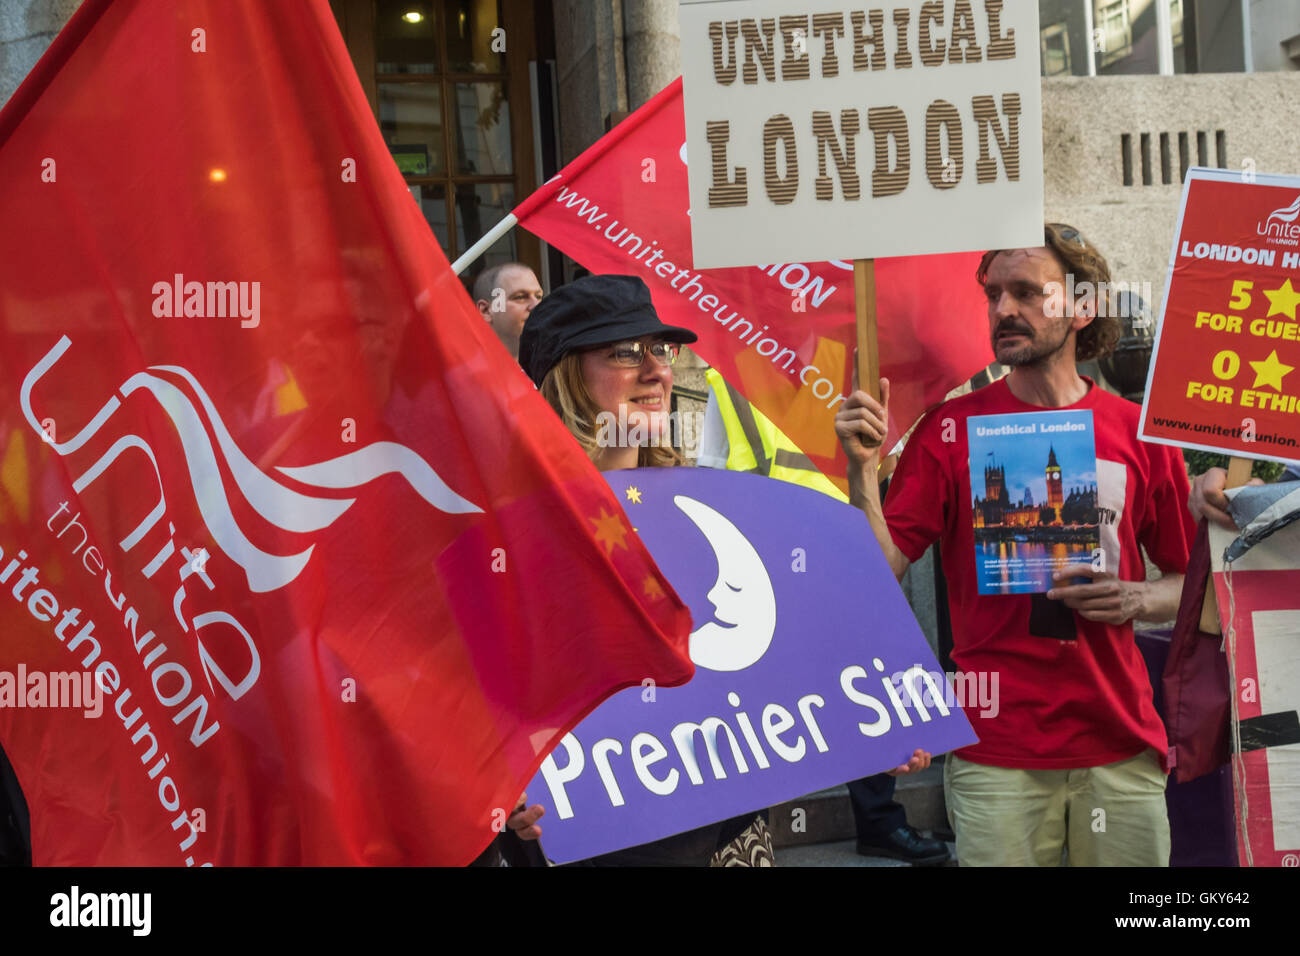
[992,315,1074,368]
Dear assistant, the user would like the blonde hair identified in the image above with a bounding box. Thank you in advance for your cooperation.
[540,352,681,468]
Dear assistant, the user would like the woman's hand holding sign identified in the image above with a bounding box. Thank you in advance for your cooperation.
[886,748,933,777]
[506,793,544,841]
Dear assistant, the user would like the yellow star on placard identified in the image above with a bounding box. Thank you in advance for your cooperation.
[590,507,629,555]
[1262,279,1300,320]
[625,486,643,504]
[643,576,665,600]
[1249,349,1295,391]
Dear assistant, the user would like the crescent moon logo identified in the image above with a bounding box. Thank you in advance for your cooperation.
[673,494,777,672]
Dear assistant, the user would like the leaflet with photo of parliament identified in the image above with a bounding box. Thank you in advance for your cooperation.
[968,410,1099,595]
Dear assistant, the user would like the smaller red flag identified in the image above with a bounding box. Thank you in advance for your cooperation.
[514,78,994,487]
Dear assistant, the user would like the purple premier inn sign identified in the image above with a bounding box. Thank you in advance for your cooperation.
[526,468,978,863]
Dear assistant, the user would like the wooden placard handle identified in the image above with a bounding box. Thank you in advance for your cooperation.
[853,258,880,403]
[1197,456,1254,634]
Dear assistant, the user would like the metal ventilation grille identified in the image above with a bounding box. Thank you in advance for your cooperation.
[1120,130,1227,185]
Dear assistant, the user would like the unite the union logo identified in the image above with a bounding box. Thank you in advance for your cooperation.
[18,335,483,718]
[22,335,482,594]
[1257,194,1300,246]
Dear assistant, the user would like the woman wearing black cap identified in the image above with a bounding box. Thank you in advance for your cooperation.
[511,273,775,866]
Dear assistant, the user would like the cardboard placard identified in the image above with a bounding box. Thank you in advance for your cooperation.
[678,0,1044,269]
[527,468,977,863]
[1140,167,1300,464]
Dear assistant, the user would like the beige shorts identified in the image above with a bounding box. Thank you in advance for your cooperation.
[943,750,1170,866]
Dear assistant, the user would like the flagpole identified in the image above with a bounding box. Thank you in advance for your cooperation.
[451,213,518,276]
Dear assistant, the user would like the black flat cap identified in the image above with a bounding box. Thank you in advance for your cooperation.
[518,274,697,387]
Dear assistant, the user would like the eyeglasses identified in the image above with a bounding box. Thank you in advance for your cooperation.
[594,339,680,368]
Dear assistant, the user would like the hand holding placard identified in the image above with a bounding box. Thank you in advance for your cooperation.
[835,375,892,459]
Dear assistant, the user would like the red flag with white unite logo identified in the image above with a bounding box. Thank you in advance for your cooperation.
[514,78,994,488]
[0,0,692,865]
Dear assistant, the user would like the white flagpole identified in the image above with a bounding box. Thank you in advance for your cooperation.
[451,213,519,276]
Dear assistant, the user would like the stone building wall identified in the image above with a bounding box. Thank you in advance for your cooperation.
[0,0,82,106]
[1043,71,1300,313]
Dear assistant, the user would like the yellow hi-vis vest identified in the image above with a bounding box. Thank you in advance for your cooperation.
[706,368,848,503]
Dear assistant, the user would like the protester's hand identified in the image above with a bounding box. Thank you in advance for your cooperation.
[1187,466,1263,531]
[1046,565,1144,624]
[506,792,544,841]
[835,376,891,469]
[886,748,932,776]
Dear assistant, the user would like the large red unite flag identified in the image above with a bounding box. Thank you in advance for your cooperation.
[0,0,692,865]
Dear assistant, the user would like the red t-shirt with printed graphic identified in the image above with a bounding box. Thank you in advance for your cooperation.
[884,378,1196,770]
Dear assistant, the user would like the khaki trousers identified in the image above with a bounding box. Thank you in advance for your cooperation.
[944,750,1171,866]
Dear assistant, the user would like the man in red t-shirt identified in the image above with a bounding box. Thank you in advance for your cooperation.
[835,224,1196,866]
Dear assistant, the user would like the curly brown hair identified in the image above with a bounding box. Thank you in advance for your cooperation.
[976,223,1122,362]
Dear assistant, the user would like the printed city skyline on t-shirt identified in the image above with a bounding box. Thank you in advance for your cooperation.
[967,410,1100,595]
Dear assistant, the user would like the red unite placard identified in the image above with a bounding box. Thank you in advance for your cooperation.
[1140,169,1300,464]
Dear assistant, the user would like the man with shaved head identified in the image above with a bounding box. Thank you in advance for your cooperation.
[472,262,543,359]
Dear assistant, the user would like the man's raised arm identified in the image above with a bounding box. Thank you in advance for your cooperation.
[835,377,911,582]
